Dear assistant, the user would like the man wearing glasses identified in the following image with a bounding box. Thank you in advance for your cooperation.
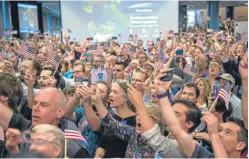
[91,55,107,84]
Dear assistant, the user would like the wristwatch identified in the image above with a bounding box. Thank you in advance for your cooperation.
[157,91,169,99]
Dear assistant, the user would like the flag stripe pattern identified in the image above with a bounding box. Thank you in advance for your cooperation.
[217,82,231,109]
[91,67,102,81]
[0,126,4,141]
[153,61,163,70]
[17,44,35,59]
[123,44,136,56]
[64,130,87,144]
[183,64,196,77]
[46,49,61,68]
[237,33,248,44]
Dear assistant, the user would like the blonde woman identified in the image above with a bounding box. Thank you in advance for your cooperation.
[194,77,211,111]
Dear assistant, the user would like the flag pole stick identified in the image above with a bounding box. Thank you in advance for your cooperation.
[53,59,62,76]
[64,139,67,158]
[208,96,219,113]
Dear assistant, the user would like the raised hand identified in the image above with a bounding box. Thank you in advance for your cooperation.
[127,84,144,109]
[201,112,219,137]
[143,78,152,94]
[5,128,21,154]
[24,69,36,87]
[90,85,101,102]
[104,62,112,74]
[154,68,172,94]
[75,86,91,102]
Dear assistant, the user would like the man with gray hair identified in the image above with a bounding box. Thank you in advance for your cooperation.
[0,87,89,158]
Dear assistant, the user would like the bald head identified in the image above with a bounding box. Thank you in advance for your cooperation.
[37,87,66,108]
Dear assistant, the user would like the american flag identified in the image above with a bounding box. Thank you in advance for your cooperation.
[46,49,61,68]
[91,67,102,81]
[153,61,163,70]
[217,82,231,109]
[0,126,4,141]
[123,44,136,56]
[236,33,248,44]
[17,44,36,59]
[183,64,196,77]
[81,121,89,129]
[64,130,87,144]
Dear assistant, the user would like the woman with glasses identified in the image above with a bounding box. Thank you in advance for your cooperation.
[5,124,64,158]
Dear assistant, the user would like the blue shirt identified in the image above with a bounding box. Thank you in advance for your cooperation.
[74,107,101,157]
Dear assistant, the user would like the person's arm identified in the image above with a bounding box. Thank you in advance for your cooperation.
[5,128,21,154]
[239,53,248,128]
[154,70,196,158]
[64,96,79,119]
[95,147,105,158]
[83,100,101,131]
[127,84,154,131]
[202,112,228,158]
[23,69,36,109]
[0,103,13,129]
[93,86,135,140]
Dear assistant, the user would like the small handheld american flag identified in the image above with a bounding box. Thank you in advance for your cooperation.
[64,129,87,144]
[0,126,4,141]
[183,64,196,77]
[217,82,231,109]
[17,44,36,59]
[46,49,61,68]
[236,33,247,44]
[153,61,163,70]
[123,44,136,56]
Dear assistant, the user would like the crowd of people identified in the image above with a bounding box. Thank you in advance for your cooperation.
[0,24,247,158]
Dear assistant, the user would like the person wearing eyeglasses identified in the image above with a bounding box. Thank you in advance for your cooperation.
[5,124,64,158]
[91,55,107,84]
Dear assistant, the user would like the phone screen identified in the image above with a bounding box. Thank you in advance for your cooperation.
[90,45,97,50]
[176,50,183,56]
[160,69,175,82]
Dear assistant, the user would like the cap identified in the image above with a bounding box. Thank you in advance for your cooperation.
[145,62,154,69]
[216,73,235,84]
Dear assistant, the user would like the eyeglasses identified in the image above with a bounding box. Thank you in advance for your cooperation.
[94,61,103,63]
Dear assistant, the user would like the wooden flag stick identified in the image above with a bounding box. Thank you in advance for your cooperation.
[53,59,62,76]
[64,139,67,158]
[208,96,219,113]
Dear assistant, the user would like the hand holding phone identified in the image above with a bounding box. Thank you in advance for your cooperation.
[160,68,175,82]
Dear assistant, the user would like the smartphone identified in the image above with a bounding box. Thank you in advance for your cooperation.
[160,68,175,82]
[83,78,89,86]
[74,77,84,86]
[84,53,91,57]
[98,73,104,80]
[205,50,214,56]
[87,37,93,41]
[111,36,117,40]
[89,45,97,50]
[212,85,219,98]
[176,49,183,56]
